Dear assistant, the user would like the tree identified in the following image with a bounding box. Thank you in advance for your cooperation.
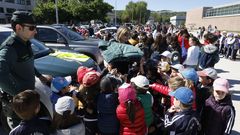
[33,0,113,24]
[121,1,149,24]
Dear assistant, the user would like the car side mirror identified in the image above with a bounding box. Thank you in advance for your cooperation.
[57,38,66,44]
[49,48,55,53]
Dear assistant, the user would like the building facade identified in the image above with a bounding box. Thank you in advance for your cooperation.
[170,16,186,26]
[0,0,35,24]
[186,1,240,32]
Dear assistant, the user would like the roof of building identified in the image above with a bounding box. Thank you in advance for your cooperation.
[213,1,240,9]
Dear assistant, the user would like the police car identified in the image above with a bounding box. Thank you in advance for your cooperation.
[0,26,100,132]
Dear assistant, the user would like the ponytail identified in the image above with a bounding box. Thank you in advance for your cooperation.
[126,100,135,123]
[184,79,194,89]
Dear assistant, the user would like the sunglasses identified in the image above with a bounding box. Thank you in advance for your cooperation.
[21,24,37,31]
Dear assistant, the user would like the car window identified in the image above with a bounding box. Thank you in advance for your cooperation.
[0,31,11,44]
[55,27,84,41]
[36,28,64,43]
[30,39,51,58]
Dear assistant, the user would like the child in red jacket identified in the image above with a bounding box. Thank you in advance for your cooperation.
[116,83,147,135]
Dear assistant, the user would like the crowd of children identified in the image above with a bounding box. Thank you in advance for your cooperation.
[9,24,237,135]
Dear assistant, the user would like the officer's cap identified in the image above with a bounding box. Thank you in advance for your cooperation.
[11,11,36,24]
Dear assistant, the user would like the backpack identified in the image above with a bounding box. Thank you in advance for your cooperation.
[198,48,219,69]
[171,51,181,65]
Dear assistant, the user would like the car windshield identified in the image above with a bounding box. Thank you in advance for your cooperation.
[0,31,11,44]
[54,26,85,41]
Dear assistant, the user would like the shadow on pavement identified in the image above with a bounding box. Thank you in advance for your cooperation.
[215,68,229,74]
[230,90,240,101]
[228,79,240,88]
[231,130,240,135]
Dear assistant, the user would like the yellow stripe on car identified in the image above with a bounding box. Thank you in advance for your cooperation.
[50,51,90,62]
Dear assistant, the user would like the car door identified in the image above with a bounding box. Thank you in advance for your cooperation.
[35,27,68,50]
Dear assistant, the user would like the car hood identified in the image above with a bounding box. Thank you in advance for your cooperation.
[34,52,98,76]
[70,38,99,46]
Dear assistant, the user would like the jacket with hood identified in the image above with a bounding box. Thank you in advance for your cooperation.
[198,44,219,69]
[201,95,235,135]
[226,37,239,50]
[116,100,147,135]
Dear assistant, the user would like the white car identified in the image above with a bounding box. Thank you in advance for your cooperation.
[94,27,117,37]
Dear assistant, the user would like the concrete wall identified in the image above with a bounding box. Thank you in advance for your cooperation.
[186,7,240,32]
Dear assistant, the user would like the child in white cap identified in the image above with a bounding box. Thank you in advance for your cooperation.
[161,51,172,63]
[201,78,235,135]
[52,96,85,135]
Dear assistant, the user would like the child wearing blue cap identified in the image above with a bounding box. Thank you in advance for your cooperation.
[178,68,199,110]
[50,76,76,105]
[164,87,201,135]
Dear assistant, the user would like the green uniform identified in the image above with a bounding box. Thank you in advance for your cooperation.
[0,33,35,96]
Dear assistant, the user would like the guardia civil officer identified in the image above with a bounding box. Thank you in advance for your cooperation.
[0,11,51,131]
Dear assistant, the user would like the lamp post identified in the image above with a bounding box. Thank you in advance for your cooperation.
[131,9,133,23]
[114,0,117,26]
[55,0,59,24]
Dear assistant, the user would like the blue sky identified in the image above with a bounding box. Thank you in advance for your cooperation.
[103,0,240,11]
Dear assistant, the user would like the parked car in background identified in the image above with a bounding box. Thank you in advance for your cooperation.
[0,26,99,133]
[94,26,117,38]
[34,24,103,65]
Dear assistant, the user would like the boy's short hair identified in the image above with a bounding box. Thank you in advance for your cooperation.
[12,90,40,120]
[168,76,185,90]
[204,33,218,44]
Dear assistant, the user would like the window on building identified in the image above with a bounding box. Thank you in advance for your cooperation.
[205,4,240,17]
[6,8,15,13]
[5,0,15,3]
[16,0,26,5]
[0,7,4,13]
[18,9,26,11]
[26,0,31,5]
